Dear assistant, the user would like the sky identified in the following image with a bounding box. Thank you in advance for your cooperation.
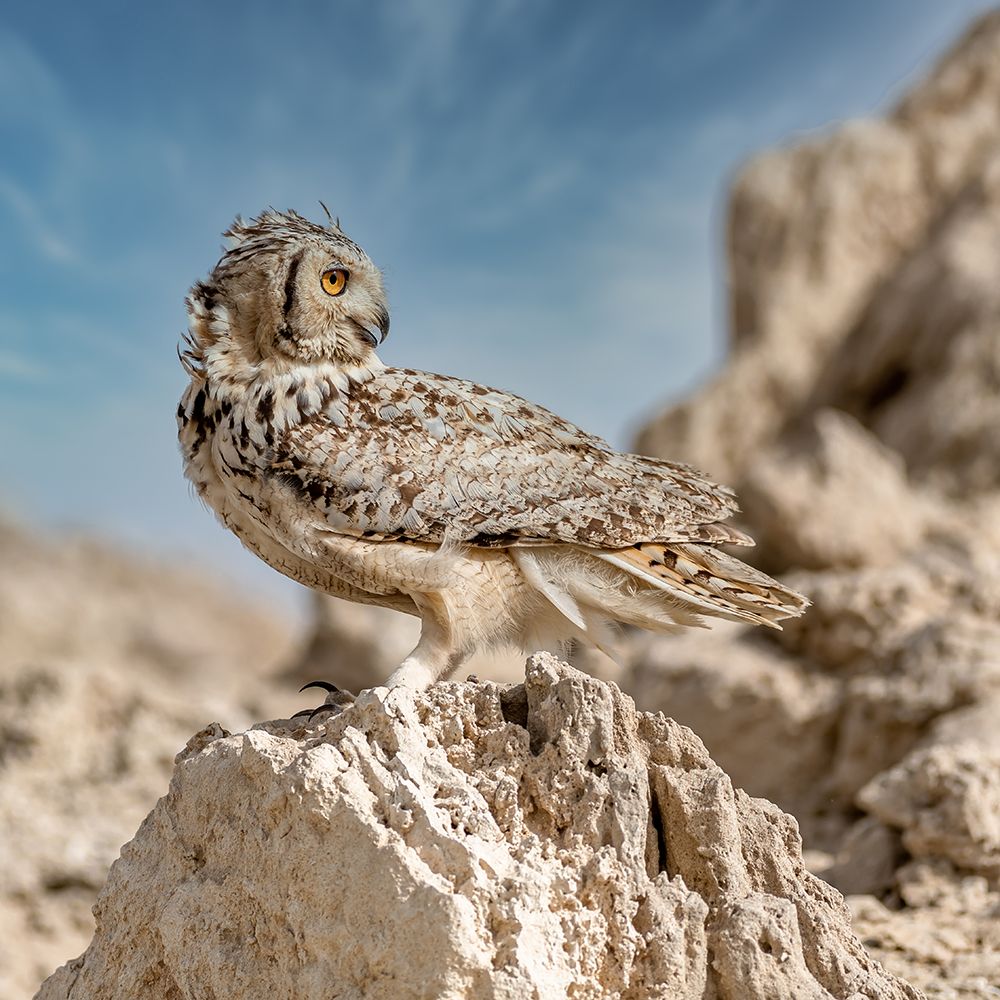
[0,0,994,608]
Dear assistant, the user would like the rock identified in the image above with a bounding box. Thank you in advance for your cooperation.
[808,151,1000,495]
[0,516,294,679]
[858,744,1000,878]
[626,20,1000,998]
[818,818,904,899]
[850,861,1000,998]
[739,411,930,573]
[625,629,841,841]
[37,656,918,1000]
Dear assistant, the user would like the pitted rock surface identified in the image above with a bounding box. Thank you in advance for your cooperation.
[37,656,917,1000]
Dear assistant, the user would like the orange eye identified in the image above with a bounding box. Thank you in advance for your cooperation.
[321,269,348,296]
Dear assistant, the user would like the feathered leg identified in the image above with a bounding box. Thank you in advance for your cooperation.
[384,593,468,690]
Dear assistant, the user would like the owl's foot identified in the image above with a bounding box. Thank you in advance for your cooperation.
[292,680,356,721]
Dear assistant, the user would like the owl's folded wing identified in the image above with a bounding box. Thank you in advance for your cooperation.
[259,368,746,552]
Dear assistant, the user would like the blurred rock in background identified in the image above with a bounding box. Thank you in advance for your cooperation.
[624,11,1000,994]
[0,516,299,999]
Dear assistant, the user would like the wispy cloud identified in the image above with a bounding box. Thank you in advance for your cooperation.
[0,349,46,381]
[0,174,78,263]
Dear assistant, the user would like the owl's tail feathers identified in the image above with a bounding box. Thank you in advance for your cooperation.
[512,541,807,661]
[596,542,809,630]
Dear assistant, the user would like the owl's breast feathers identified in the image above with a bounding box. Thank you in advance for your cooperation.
[180,364,749,551]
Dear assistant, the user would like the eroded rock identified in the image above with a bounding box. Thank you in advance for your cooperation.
[37,656,917,1000]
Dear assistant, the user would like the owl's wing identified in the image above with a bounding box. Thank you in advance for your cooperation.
[266,368,746,550]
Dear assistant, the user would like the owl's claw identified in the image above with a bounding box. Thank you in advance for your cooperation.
[293,680,356,723]
[299,680,340,694]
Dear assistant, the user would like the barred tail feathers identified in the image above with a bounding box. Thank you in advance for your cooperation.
[512,542,806,658]
[596,542,808,629]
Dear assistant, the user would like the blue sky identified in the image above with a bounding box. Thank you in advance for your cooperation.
[0,0,992,606]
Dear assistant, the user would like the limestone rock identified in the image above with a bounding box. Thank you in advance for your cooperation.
[858,745,1000,879]
[0,516,293,678]
[850,861,1000,999]
[37,656,917,1000]
[626,629,840,838]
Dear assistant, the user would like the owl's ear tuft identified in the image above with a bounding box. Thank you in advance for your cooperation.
[318,200,342,232]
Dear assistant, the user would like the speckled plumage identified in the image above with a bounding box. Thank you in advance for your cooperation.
[178,210,807,689]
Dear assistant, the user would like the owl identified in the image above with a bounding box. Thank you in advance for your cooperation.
[178,210,806,694]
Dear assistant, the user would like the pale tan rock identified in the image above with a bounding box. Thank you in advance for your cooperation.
[850,861,1000,999]
[810,152,1000,495]
[36,656,918,1000]
[819,818,904,899]
[858,744,1000,878]
[625,628,840,837]
[739,410,928,572]
[0,518,299,1000]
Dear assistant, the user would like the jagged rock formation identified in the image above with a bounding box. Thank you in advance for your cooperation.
[37,656,917,1000]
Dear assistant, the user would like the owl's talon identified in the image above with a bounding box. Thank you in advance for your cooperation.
[292,680,356,723]
[299,680,340,694]
[308,703,341,719]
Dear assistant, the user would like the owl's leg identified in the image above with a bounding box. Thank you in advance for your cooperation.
[384,595,467,690]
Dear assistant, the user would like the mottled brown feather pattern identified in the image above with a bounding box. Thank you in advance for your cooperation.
[266,368,744,550]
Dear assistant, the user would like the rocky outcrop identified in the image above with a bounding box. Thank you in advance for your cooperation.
[37,655,917,1000]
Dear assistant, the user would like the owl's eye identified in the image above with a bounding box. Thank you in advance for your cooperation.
[321,269,348,296]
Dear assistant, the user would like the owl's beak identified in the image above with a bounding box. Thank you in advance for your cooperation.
[375,306,390,343]
[356,309,389,348]
[356,322,380,348]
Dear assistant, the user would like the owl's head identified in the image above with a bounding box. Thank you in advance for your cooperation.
[183,209,389,380]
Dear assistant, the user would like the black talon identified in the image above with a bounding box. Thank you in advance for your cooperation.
[291,707,317,719]
[299,680,340,694]
[308,703,340,719]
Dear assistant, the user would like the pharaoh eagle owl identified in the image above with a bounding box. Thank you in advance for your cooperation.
[178,210,806,692]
